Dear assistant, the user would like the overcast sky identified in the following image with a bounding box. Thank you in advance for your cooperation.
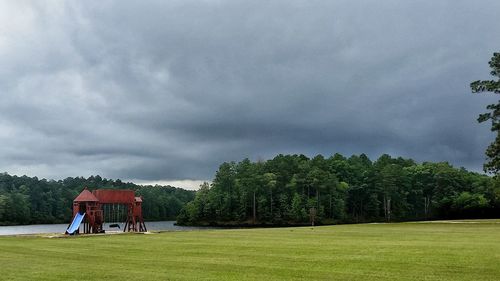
[1,1,499,189]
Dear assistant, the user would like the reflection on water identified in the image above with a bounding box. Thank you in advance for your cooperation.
[0,221,209,236]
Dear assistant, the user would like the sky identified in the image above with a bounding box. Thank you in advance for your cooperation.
[1,1,499,190]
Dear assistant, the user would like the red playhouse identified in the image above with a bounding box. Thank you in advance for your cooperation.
[66,188,147,234]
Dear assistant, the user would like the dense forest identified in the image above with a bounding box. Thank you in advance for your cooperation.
[177,154,500,226]
[0,173,194,226]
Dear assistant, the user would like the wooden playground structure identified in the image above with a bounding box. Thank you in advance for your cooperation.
[67,188,146,234]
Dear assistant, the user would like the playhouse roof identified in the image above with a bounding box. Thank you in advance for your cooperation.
[74,188,99,202]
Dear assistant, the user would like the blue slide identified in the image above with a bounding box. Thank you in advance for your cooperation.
[66,213,85,234]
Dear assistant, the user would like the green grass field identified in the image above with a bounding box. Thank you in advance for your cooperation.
[0,220,499,280]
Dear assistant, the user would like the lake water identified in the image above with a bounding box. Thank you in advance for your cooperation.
[0,221,209,236]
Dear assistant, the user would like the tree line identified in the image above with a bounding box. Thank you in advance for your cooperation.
[177,153,500,226]
[0,173,194,225]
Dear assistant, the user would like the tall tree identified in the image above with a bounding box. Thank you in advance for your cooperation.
[471,52,500,174]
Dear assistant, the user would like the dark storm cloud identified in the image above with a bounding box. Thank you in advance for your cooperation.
[1,1,499,188]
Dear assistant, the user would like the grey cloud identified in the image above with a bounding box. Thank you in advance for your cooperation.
[0,0,499,184]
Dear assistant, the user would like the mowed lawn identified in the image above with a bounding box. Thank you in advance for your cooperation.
[0,220,499,280]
